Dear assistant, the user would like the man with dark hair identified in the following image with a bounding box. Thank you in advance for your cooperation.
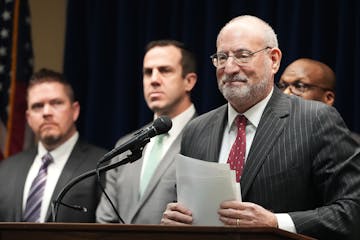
[279,58,360,143]
[278,58,336,105]
[0,68,107,222]
[96,40,198,224]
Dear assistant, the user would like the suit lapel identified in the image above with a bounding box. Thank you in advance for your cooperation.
[126,151,145,220]
[128,112,198,221]
[206,105,228,163]
[45,140,85,221]
[240,89,290,198]
[128,135,181,221]
[14,149,37,221]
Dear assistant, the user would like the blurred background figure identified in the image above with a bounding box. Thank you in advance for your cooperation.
[0,68,107,222]
[278,58,335,105]
[279,58,360,143]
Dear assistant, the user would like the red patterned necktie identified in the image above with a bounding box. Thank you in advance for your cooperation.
[227,115,247,182]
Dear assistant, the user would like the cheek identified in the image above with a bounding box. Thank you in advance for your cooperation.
[216,70,224,84]
[301,93,315,100]
[144,80,155,92]
[27,115,39,128]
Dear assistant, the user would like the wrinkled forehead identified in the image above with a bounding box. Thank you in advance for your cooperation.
[217,21,265,51]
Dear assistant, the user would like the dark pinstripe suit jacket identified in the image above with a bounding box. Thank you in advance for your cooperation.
[180,87,360,240]
[0,139,107,222]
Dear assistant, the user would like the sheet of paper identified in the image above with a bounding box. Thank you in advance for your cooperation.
[175,154,241,226]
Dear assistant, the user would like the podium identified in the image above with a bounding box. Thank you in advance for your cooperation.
[0,223,315,240]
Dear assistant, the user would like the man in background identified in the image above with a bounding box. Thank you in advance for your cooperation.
[161,15,360,240]
[0,68,107,222]
[96,40,198,224]
[279,58,360,143]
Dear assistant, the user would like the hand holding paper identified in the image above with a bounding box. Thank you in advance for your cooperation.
[175,154,241,226]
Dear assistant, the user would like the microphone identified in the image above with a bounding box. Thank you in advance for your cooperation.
[52,116,172,222]
[98,115,172,165]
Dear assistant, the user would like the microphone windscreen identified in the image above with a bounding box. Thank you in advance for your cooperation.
[153,116,172,135]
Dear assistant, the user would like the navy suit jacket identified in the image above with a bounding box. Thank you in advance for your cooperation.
[180,87,360,240]
[0,139,107,222]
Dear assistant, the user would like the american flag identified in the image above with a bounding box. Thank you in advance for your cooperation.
[0,0,33,160]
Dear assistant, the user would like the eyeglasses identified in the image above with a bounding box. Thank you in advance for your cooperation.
[277,81,333,95]
[210,47,271,68]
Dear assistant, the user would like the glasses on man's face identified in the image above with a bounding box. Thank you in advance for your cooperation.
[277,81,332,95]
[210,47,271,68]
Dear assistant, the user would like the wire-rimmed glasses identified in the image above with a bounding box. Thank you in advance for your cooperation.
[210,47,271,68]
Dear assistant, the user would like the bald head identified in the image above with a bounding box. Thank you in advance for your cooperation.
[279,58,336,106]
[217,15,279,49]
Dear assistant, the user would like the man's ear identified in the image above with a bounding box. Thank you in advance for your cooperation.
[184,73,197,92]
[324,91,335,106]
[270,48,282,74]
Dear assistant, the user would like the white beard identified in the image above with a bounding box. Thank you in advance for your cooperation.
[218,74,269,109]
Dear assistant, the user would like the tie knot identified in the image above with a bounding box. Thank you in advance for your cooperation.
[235,115,247,129]
[155,133,167,145]
[41,153,53,168]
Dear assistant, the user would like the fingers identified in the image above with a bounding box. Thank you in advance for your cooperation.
[218,201,277,227]
[160,202,193,225]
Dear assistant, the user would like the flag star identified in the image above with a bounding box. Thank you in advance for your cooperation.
[0,46,7,56]
[1,28,9,39]
[2,11,11,21]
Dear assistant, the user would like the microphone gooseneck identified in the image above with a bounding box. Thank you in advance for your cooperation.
[51,116,172,222]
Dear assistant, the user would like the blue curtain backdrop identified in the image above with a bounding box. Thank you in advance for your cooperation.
[64,0,360,150]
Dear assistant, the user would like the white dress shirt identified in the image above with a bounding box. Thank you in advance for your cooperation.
[23,132,79,222]
[218,88,296,233]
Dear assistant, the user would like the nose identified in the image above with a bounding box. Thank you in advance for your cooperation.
[223,57,241,75]
[150,69,161,83]
[42,103,53,115]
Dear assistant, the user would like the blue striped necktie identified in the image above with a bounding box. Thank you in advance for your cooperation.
[23,152,53,222]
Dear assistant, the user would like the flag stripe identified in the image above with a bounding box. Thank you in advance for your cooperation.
[0,0,33,160]
[5,0,20,157]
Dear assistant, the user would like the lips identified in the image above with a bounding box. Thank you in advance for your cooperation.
[222,75,247,83]
[149,91,163,99]
[40,122,57,131]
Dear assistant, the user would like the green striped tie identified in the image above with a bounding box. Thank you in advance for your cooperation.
[140,134,166,196]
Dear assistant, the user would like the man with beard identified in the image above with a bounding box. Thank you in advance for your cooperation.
[160,15,360,240]
[0,68,107,222]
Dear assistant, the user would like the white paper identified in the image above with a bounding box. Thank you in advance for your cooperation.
[175,154,241,226]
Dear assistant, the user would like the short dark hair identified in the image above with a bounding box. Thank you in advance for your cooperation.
[28,68,75,102]
[145,40,197,78]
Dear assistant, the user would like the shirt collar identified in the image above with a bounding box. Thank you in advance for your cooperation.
[38,132,79,161]
[227,87,274,130]
[154,104,195,138]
